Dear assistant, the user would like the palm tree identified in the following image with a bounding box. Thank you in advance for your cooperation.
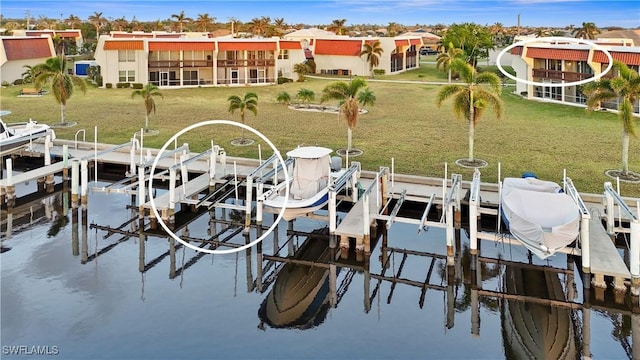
[583,61,639,178]
[131,83,164,133]
[386,22,403,37]
[534,28,550,38]
[293,62,310,82]
[436,59,503,165]
[227,92,258,144]
[437,42,464,83]
[296,88,315,108]
[111,17,128,31]
[357,88,376,110]
[248,16,270,36]
[171,11,193,32]
[360,40,383,78]
[88,12,106,39]
[572,22,600,39]
[321,78,371,153]
[65,14,81,29]
[34,56,87,126]
[276,91,291,105]
[328,19,347,35]
[21,65,41,86]
[195,13,215,32]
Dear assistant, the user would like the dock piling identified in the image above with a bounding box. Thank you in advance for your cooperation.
[71,159,79,207]
[80,159,88,205]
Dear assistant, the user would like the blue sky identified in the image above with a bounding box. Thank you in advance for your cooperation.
[1,0,638,28]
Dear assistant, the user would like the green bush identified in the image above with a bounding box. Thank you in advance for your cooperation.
[116,82,132,88]
[2,81,11,87]
[373,69,385,75]
[95,76,103,87]
[132,83,143,89]
[105,83,113,89]
[278,77,293,84]
[13,79,23,85]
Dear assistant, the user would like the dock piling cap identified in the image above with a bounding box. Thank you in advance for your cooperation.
[286,146,333,159]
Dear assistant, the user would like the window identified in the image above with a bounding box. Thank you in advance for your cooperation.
[183,70,199,85]
[119,70,135,82]
[118,50,135,62]
[278,50,289,60]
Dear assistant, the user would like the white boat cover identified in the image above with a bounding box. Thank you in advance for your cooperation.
[501,177,580,259]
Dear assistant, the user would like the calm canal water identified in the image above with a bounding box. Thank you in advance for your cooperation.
[1,180,635,359]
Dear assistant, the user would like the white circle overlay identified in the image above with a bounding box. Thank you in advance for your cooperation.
[147,120,290,255]
[496,36,613,88]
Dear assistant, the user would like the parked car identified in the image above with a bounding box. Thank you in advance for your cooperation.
[420,48,438,56]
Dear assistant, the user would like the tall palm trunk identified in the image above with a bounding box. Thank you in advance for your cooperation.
[241,113,246,141]
[60,103,66,125]
[347,128,353,152]
[448,69,452,83]
[622,129,629,175]
[468,90,475,161]
[145,113,150,132]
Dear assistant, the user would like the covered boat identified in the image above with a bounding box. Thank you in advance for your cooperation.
[500,176,580,259]
[263,146,335,221]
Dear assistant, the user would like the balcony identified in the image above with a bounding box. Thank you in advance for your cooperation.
[148,60,214,68]
[217,59,275,67]
[532,68,594,82]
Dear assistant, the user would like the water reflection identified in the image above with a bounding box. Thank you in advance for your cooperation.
[1,179,638,359]
[258,229,334,330]
[501,265,579,359]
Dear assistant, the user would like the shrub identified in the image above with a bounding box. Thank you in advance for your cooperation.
[2,81,11,87]
[116,82,124,88]
[278,77,293,84]
[132,83,143,89]
[13,79,23,85]
[95,76,103,87]
[373,69,385,75]
[105,83,113,89]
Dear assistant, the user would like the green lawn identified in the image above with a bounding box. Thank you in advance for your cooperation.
[2,63,639,197]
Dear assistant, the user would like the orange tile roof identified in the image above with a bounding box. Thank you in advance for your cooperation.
[279,40,301,50]
[593,50,640,66]
[314,39,362,56]
[409,38,421,46]
[149,41,215,51]
[525,48,588,61]
[395,39,409,47]
[3,38,53,60]
[103,40,144,50]
[217,41,277,51]
[511,46,523,55]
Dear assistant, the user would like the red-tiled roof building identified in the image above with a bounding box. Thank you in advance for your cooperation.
[0,36,56,84]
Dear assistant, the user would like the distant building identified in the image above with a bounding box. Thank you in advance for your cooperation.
[509,36,640,115]
[0,36,56,84]
[93,31,422,88]
[12,29,83,55]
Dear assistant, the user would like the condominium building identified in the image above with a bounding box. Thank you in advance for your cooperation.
[93,31,422,88]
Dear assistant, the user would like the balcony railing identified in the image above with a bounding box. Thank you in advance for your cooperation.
[532,68,594,82]
[217,59,275,67]
[148,60,213,68]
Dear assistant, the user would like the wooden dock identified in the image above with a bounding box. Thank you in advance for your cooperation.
[589,218,631,290]
[3,139,639,293]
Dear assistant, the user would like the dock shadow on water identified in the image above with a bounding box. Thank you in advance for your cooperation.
[1,158,638,359]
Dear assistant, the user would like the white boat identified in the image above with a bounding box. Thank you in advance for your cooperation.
[500,176,580,259]
[263,146,339,221]
[0,118,55,156]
